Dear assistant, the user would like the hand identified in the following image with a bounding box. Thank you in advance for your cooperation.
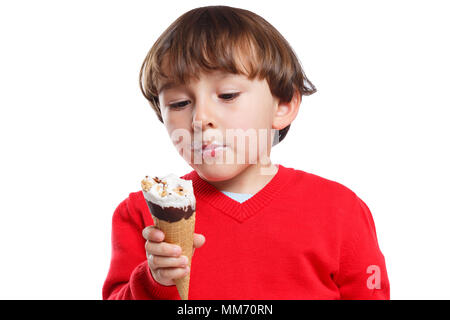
[142,225,206,286]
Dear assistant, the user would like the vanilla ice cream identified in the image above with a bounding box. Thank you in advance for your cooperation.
[141,173,196,222]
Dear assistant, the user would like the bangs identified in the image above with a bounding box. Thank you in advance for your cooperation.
[156,35,259,93]
[148,8,264,95]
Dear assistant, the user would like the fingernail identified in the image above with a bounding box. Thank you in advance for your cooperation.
[185,266,190,274]
[173,246,181,255]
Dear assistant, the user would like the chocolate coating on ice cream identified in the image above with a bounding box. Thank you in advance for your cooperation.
[141,173,196,223]
[145,200,194,222]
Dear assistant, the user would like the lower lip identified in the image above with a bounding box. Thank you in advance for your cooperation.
[202,146,227,158]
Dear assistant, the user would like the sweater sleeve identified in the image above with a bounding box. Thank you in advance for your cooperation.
[102,196,179,300]
[335,194,390,300]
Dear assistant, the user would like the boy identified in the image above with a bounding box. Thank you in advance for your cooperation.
[103,5,389,299]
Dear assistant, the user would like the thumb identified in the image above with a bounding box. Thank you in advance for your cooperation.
[193,233,205,255]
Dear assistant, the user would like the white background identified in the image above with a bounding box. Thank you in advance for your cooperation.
[1,0,449,299]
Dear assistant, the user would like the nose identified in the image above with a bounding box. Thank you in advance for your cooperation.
[192,96,216,131]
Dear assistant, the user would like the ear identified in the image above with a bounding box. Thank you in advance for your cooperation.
[272,89,302,130]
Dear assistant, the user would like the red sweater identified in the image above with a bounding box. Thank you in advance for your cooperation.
[102,164,390,300]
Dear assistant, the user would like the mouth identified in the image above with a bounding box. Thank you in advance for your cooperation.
[192,140,228,157]
[202,142,226,151]
[202,143,227,158]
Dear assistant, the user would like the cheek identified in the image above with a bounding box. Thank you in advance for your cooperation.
[166,126,195,163]
[163,117,193,156]
[225,102,273,156]
[230,108,272,135]
[165,112,186,126]
[164,112,191,135]
[226,103,268,130]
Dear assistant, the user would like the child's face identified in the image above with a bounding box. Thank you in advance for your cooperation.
[158,70,280,181]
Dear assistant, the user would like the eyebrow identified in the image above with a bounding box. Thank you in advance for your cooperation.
[159,81,176,93]
[159,72,238,93]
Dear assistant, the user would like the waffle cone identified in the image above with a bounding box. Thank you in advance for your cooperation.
[151,211,196,300]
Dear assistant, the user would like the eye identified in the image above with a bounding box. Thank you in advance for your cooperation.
[168,100,190,109]
[219,92,240,101]
[167,93,240,109]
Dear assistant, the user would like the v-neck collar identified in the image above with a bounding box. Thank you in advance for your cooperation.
[182,164,294,223]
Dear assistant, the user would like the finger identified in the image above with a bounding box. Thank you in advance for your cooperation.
[156,266,190,281]
[142,226,165,242]
[193,233,206,249]
[149,254,189,269]
[150,269,175,286]
[145,240,182,257]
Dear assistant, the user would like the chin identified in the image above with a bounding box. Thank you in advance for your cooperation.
[193,163,249,182]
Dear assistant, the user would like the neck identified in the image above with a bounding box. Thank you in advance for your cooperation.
[207,161,279,194]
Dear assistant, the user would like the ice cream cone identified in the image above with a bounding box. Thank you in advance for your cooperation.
[151,211,196,300]
[141,174,196,300]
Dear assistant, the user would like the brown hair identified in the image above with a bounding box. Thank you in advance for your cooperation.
[139,5,316,145]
